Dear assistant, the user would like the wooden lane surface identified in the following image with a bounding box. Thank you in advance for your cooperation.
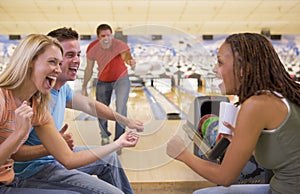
[64,86,211,185]
[110,86,208,183]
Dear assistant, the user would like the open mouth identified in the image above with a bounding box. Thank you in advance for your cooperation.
[46,75,57,88]
[214,74,223,85]
[215,77,223,86]
[69,67,78,74]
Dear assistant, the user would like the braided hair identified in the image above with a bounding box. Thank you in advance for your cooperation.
[225,33,300,106]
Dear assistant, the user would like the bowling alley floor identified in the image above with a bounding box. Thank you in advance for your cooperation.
[65,84,216,193]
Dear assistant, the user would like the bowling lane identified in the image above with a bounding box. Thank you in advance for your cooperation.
[115,86,194,172]
[66,81,211,182]
[127,87,155,122]
[120,88,205,183]
[160,85,203,117]
[125,86,185,146]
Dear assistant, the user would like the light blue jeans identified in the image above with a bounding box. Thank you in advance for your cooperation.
[96,76,130,140]
[13,146,133,194]
[0,179,79,194]
[193,184,273,194]
[74,146,134,194]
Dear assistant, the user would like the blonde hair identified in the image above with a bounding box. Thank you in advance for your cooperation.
[0,34,63,121]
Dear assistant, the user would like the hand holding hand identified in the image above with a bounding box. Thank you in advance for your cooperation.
[59,124,75,150]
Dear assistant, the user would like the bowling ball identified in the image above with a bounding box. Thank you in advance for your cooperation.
[205,118,219,146]
[198,114,217,137]
[201,116,219,138]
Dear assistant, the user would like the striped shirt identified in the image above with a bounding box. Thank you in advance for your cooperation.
[0,88,50,184]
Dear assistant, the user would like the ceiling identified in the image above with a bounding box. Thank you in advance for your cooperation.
[1,0,300,36]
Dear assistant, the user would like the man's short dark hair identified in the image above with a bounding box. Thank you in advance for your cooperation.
[96,24,112,36]
[47,27,79,42]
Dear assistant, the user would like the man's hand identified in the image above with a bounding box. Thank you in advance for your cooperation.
[126,119,144,132]
[59,124,75,150]
[127,59,136,70]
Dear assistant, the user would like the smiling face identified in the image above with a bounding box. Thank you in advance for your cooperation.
[56,39,81,86]
[98,29,113,49]
[30,45,62,94]
[214,42,238,95]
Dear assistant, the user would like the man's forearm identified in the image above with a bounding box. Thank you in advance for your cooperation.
[11,144,50,162]
[94,100,128,126]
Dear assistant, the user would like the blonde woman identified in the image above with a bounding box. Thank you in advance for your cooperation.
[0,34,79,193]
